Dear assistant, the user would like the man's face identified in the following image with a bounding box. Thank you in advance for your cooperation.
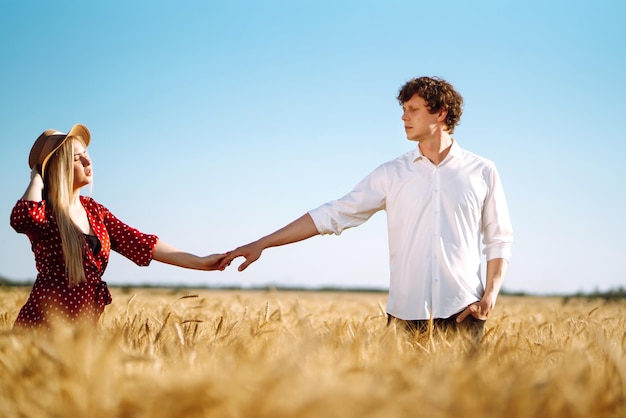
[401,94,445,142]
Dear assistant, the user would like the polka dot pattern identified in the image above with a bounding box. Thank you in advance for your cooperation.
[10,197,158,329]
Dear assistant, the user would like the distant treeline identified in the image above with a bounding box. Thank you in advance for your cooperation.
[1,275,624,300]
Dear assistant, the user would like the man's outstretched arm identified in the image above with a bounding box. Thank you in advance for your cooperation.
[221,213,320,271]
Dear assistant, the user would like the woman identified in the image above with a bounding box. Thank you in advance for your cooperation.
[11,124,227,329]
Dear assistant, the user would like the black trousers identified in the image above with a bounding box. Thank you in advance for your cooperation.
[387,311,486,342]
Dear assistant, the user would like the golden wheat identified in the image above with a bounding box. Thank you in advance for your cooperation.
[0,287,624,418]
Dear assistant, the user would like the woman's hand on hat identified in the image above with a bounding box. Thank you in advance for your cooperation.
[21,166,44,201]
[30,166,43,186]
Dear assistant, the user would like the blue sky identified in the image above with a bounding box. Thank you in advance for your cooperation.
[1,0,624,294]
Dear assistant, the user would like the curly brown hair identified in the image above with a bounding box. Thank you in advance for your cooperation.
[397,76,464,133]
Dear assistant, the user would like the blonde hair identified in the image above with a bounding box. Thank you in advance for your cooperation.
[44,137,87,286]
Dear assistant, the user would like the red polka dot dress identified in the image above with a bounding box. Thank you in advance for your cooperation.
[10,196,158,329]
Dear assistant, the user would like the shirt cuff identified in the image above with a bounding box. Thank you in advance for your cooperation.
[308,206,339,235]
[484,246,512,261]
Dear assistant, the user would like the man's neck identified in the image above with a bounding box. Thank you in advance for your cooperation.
[418,132,454,166]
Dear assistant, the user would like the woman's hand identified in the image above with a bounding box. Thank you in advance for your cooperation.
[31,166,43,182]
[152,241,229,271]
[21,166,44,201]
[199,253,231,271]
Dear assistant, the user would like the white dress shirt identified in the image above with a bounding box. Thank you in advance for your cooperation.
[308,141,513,320]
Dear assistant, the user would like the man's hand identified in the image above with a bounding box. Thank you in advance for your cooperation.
[457,259,507,323]
[456,296,495,323]
[220,241,264,271]
[219,214,320,272]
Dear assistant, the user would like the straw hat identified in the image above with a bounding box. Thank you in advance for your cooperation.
[28,124,90,180]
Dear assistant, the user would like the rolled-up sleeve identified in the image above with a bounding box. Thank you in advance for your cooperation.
[481,164,513,261]
[102,208,159,266]
[309,167,386,236]
[10,200,48,237]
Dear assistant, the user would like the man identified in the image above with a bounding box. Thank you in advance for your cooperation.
[221,76,513,339]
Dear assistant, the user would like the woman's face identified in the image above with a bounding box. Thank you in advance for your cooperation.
[72,139,92,189]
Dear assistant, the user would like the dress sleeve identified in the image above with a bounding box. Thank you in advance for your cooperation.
[99,203,159,267]
[10,199,48,237]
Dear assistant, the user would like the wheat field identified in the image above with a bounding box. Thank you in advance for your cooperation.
[0,286,624,418]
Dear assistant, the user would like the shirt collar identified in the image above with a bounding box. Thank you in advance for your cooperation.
[413,139,463,163]
[448,139,463,158]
